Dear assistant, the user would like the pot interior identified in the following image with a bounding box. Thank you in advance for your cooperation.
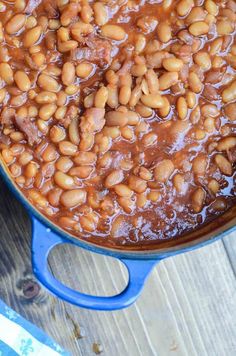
[1,159,236,257]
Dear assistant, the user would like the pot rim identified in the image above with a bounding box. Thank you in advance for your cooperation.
[1,161,235,260]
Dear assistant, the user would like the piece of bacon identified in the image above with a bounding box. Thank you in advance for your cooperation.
[43,0,59,18]
[179,63,189,83]
[227,147,236,164]
[202,85,218,101]
[80,108,105,133]
[71,37,112,66]
[0,108,16,126]
[24,0,59,17]
[205,68,225,84]
[0,132,10,145]
[175,44,192,63]
[58,105,78,128]
[15,116,40,146]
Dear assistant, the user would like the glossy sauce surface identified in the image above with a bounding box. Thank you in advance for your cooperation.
[0,0,236,248]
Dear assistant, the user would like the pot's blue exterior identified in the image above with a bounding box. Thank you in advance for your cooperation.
[1,163,236,310]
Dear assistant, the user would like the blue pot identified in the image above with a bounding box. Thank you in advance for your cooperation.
[1,162,236,310]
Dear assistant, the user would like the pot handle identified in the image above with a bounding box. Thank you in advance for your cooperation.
[31,217,159,310]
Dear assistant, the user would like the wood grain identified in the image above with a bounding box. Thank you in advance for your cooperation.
[0,177,236,356]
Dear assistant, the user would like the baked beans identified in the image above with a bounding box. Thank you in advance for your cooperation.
[0,0,236,248]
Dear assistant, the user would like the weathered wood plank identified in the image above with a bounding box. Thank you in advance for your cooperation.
[1,177,236,356]
[222,230,236,276]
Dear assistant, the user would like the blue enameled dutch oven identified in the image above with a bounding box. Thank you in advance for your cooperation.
[1,160,236,310]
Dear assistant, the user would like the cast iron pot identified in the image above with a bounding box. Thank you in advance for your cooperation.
[1,161,236,310]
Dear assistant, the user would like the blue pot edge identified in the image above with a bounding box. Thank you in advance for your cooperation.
[1,162,236,261]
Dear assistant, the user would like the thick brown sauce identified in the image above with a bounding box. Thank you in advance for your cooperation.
[0,0,236,248]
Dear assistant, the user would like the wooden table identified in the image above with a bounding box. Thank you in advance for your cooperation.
[1,177,236,356]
